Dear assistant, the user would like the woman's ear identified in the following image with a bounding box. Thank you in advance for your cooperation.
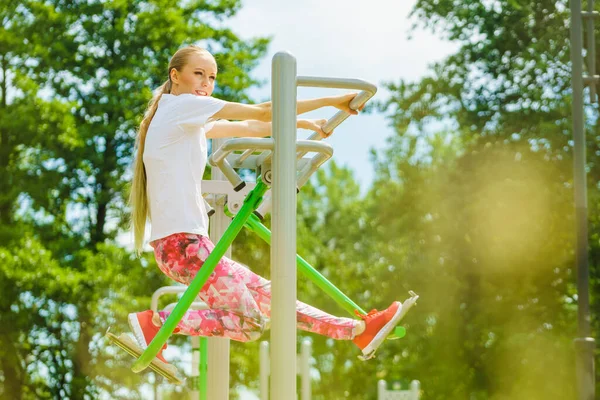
[170,68,178,84]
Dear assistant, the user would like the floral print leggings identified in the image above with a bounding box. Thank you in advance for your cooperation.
[152,233,358,342]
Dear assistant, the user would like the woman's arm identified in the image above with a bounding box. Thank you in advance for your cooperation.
[207,119,328,139]
[297,94,360,115]
[212,93,361,122]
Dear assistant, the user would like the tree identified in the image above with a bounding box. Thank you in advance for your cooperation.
[1,0,268,398]
[372,0,595,397]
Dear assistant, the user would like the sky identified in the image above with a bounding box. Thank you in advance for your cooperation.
[196,1,458,398]
[226,0,459,190]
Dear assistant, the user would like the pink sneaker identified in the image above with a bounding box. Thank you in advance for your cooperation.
[128,310,169,364]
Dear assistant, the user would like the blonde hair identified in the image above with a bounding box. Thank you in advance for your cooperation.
[130,45,213,253]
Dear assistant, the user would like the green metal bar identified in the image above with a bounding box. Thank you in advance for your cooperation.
[200,337,208,400]
[244,212,367,316]
[132,181,269,372]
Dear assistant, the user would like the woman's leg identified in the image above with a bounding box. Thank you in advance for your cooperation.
[152,233,359,341]
[152,233,266,342]
[224,260,359,340]
[195,236,359,340]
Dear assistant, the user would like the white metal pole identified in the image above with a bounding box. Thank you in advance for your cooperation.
[410,380,420,399]
[570,2,597,399]
[270,51,297,400]
[259,341,269,400]
[191,336,200,400]
[207,137,231,399]
[300,339,311,400]
[377,380,386,400]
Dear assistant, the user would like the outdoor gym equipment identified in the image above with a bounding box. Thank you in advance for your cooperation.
[107,52,418,399]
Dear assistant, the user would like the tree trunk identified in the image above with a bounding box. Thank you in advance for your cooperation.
[0,333,24,400]
[71,308,92,399]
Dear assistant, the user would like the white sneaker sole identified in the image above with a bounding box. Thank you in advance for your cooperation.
[106,328,184,385]
[128,313,149,349]
[359,291,419,360]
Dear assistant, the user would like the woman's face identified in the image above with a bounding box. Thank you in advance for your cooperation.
[170,52,217,97]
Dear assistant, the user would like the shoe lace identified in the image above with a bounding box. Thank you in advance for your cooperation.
[354,308,380,320]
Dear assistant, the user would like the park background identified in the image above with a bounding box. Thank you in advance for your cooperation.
[1,0,598,399]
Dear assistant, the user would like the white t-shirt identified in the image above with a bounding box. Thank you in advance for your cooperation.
[143,93,226,242]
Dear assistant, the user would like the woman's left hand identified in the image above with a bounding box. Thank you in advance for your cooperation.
[332,93,365,115]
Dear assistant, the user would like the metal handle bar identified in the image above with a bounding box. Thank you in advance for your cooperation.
[236,77,377,166]
[297,76,377,92]
[151,286,207,312]
[252,78,377,218]
[163,301,208,313]
[297,76,376,136]
[209,138,333,190]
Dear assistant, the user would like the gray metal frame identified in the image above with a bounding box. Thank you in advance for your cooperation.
[207,137,232,400]
[569,1,596,399]
[270,50,298,400]
[205,51,377,398]
[209,138,334,190]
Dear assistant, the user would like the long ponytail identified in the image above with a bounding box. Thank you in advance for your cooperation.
[130,80,171,253]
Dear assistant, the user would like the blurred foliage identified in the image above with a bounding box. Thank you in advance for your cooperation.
[0,0,268,398]
[1,0,599,399]
[370,0,597,398]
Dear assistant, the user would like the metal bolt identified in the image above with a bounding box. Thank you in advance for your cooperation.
[263,170,273,185]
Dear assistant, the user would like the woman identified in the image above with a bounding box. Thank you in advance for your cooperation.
[125,45,418,374]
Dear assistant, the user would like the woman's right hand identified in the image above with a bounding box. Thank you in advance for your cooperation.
[298,118,330,138]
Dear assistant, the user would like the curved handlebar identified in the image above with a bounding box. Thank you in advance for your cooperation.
[209,77,377,196]
[297,76,377,137]
[236,78,377,164]
[209,138,333,191]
